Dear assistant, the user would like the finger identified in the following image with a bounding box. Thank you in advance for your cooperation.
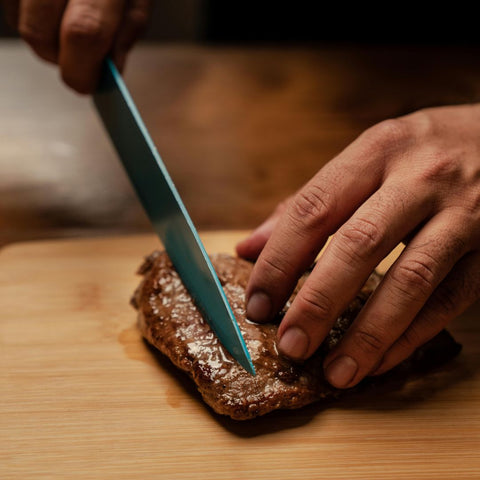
[245,117,417,324]
[18,0,67,63]
[276,178,429,361]
[1,0,20,29]
[244,127,391,323]
[59,0,126,93]
[111,0,151,72]
[236,197,292,261]
[372,250,480,376]
[322,211,470,388]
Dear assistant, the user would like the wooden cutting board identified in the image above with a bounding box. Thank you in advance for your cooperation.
[1,232,479,480]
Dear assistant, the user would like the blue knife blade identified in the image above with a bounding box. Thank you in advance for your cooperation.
[93,58,255,375]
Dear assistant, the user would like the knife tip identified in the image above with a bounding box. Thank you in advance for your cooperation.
[240,357,256,376]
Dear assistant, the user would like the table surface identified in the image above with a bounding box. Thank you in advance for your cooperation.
[2,40,480,246]
[1,232,479,480]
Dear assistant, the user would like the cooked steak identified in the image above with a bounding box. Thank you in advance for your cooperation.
[131,251,461,420]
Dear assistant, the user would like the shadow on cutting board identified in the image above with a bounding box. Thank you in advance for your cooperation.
[215,335,471,438]
[119,323,472,438]
[119,324,317,432]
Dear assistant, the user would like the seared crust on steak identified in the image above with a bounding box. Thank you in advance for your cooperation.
[131,251,461,420]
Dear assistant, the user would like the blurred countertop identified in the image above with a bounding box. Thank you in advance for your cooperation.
[2,39,480,247]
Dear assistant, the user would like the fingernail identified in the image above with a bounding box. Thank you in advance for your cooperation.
[246,292,272,322]
[277,327,309,360]
[324,356,358,388]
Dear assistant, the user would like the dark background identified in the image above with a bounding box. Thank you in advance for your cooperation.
[1,1,478,45]
[2,1,480,246]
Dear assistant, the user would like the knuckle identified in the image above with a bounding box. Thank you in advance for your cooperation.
[63,13,110,47]
[353,324,387,355]
[420,150,461,185]
[299,286,334,318]
[362,118,414,155]
[336,217,384,262]
[257,249,294,283]
[288,184,332,233]
[405,108,436,137]
[389,256,436,299]
[297,284,334,320]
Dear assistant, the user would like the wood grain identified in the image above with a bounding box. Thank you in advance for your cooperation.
[1,232,479,479]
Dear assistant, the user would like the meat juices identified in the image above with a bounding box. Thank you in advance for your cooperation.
[131,251,461,420]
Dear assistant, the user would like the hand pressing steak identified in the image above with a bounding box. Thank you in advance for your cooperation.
[131,251,461,420]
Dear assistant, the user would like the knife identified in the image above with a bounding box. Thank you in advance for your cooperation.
[93,58,255,375]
